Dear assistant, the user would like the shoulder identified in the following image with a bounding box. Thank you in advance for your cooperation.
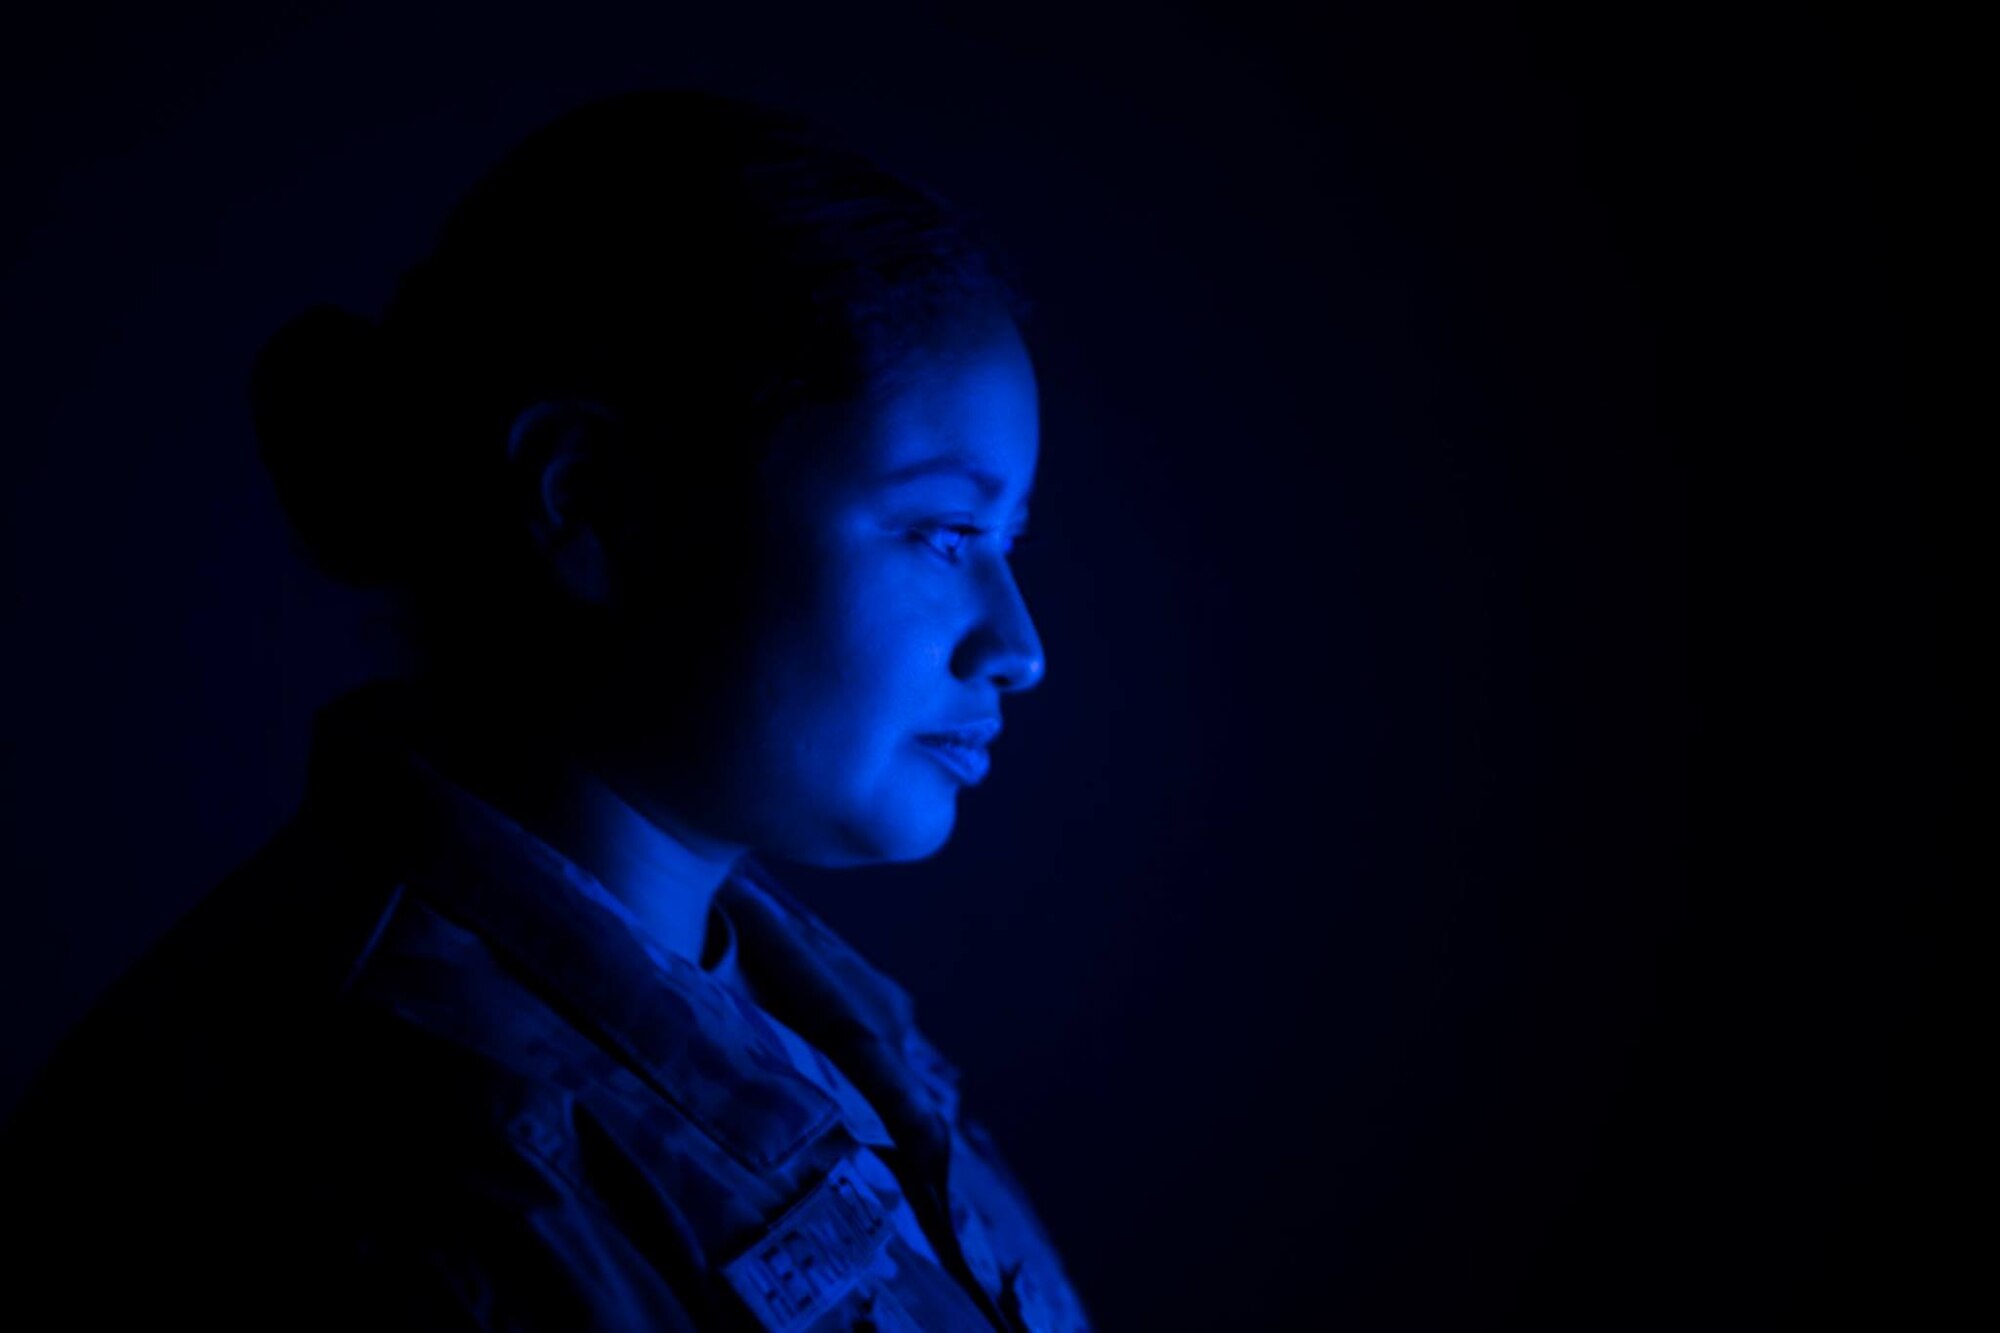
[0,824,716,1329]
[4,817,401,1143]
[1,813,563,1219]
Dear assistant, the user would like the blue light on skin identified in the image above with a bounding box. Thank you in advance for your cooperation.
[414,308,1046,969]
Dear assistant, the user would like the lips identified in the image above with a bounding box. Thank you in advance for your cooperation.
[915,718,1002,748]
[917,736,993,786]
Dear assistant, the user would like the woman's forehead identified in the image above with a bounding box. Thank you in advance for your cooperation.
[769,323,1039,508]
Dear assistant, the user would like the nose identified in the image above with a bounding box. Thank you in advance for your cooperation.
[955,563,1047,693]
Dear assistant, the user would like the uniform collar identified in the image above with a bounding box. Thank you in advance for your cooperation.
[724,856,963,1154]
[297,677,960,1170]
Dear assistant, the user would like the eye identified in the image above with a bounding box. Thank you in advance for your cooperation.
[911,523,1034,565]
[914,523,983,563]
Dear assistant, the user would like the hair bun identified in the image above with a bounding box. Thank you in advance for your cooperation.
[251,303,418,589]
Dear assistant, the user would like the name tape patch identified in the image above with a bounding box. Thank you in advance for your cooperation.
[723,1156,893,1330]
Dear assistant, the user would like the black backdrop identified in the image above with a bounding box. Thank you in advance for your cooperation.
[1,2,1960,1327]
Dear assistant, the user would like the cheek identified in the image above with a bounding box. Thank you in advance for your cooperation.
[750,536,961,755]
[798,546,948,681]
[789,609,950,771]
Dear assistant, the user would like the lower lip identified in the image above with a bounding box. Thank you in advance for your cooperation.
[917,738,992,785]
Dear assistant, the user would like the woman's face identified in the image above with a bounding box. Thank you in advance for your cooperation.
[605,312,1045,868]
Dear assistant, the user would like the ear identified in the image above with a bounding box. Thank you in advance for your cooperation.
[504,397,628,609]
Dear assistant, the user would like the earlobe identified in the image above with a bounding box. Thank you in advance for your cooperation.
[505,397,625,608]
[545,518,617,609]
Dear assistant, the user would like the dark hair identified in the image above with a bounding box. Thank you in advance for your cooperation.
[252,88,1030,674]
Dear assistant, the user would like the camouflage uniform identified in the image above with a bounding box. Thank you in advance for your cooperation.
[0,680,1092,1331]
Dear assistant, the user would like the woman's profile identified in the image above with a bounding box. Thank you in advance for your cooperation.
[0,89,1087,1331]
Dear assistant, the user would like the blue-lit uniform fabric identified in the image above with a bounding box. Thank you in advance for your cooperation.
[0,681,1091,1331]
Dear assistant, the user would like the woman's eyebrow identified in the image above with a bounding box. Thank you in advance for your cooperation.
[870,454,1032,512]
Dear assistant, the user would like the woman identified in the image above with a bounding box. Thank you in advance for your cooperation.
[0,89,1088,1331]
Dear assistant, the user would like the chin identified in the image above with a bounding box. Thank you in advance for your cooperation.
[802,803,957,869]
[892,816,956,863]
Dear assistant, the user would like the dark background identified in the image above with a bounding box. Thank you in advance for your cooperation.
[1,2,1961,1327]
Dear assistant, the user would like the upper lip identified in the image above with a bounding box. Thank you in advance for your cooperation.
[917,718,1003,747]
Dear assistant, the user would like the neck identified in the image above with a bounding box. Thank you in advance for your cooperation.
[407,675,745,969]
